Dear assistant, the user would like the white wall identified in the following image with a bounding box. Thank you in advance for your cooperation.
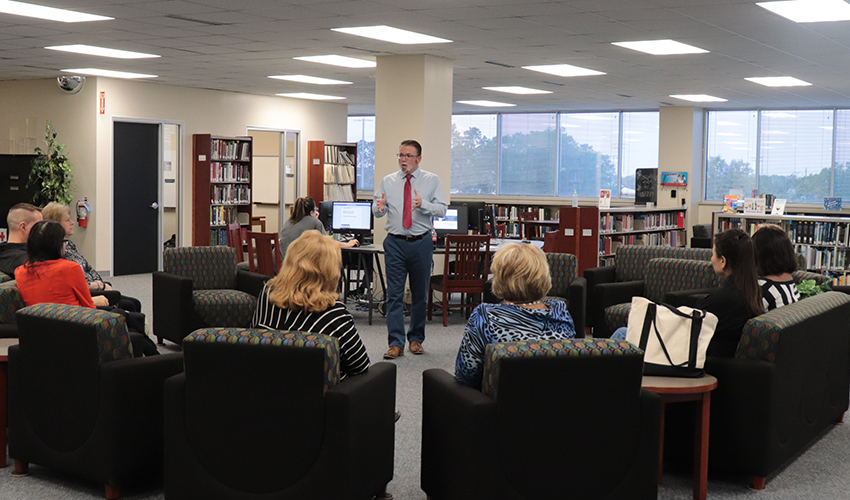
[2,77,347,274]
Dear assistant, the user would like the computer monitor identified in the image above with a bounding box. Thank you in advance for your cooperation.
[318,201,334,229]
[331,201,373,237]
[434,205,469,242]
[461,202,486,234]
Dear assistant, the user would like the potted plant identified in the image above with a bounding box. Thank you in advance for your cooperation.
[28,121,74,206]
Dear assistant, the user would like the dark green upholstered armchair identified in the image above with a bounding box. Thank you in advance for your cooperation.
[8,304,184,500]
[164,328,396,500]
[153,246,267,345]
[422,338,661,500]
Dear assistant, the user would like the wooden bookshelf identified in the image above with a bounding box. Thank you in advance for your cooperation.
[307,140,357,203]
[192,134,253,246]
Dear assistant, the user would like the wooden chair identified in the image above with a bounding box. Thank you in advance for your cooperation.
[246,231,281,277]
[250,216,266,232]
[542,230,559,253]
[428,235,491,327]
[226,223,245,264]
[518,210,538,239]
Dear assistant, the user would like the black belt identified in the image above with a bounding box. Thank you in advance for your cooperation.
[389,232,428,241]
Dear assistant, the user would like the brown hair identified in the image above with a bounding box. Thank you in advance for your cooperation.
[752,224,797,276]
[400,139,422,156]
[491,243,551,303]
[266,230,339,312]
[714,228,764,316]
[288,196,316,224]
[41,202,71,223]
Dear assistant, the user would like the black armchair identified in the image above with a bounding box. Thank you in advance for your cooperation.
[422,338,660,500]
[165,328,396,500]
[153,246,267,345]
[8,303,184,500]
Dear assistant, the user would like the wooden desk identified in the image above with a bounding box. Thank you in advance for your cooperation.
[642,374,718,500]
[0,338,19,467]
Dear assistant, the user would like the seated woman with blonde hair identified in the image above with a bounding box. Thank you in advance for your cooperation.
[251,230,370,380]
[454,243,576,390]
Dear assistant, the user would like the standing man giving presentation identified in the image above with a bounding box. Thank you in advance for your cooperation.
[374,140,447,359]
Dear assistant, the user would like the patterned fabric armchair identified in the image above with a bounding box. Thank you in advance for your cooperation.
[666,292,850,490]
[0,280,24,337]
[543,253,586,336]
[8,304,184,500]
[585,245,712,334]
[0,272,11,284]
[598,257,719,337]
[164,328,396,500]
[153,246,268,345]
[422,338,661,500]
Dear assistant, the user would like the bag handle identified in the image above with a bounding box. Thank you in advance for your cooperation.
[642,302,705,369]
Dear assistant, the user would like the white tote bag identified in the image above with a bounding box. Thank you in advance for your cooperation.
[625,296,718,377]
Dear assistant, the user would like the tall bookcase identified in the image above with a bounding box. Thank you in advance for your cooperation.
[558,206,687,275]
[307,140,357,203]
[192,134,253,246]
[713,211,850,285]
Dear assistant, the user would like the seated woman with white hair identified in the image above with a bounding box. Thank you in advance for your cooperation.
[454,242,576,390]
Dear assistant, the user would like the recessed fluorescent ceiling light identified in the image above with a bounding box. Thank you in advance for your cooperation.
[757,0,850,22]
[62,68,156,79]
[332,25,451,44]
[745,76,811,87]
[46,45,158,59]
[669,94,727,102]
[456,100,516,107]
[0,0,112,22]
[483,86,552,95]
[294,55,376,68]
[269,75,352,85]
[612,39,708,55]
[277,92,345,101]
[523,64,605,77]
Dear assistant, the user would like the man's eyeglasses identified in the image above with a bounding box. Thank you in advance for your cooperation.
[397,153,418,159]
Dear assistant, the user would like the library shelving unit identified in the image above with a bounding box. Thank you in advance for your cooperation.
[491,204,560,239]
[558,205,687,276]
[713,211,850,285]
[307,140,357,203]
[192,134,253,246]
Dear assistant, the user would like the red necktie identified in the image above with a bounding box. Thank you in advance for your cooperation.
[403,174,412,229]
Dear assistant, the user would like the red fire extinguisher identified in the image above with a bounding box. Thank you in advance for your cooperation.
[77,198,90,227]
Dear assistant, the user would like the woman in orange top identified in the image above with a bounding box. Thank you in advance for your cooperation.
[14,220,108,308]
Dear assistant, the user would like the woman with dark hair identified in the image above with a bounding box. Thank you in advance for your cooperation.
[14,220,109,308]
[696,228,765,358]
[752,224,800,310]
[279,196,358,260]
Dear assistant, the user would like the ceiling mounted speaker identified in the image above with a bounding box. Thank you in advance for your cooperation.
[57,75,85,94]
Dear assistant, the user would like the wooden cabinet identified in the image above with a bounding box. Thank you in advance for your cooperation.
[307,140,356,202]
[192,134,252,246]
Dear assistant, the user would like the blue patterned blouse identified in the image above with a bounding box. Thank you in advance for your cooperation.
[454,299,576,389]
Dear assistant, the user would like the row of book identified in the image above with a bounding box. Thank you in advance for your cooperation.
[598,230,686,255]
[324,184,354,201]
[795,245,850,272]
[324,164,355,184]
[211,139,250,161]
[790,220,850,246]
[492,206,559,221]
[210,162,249,183]
[209,226,248,246]
[324,145,355,165]
[600,212,685,234]
[210,185,250,205]
[209,206,245,227]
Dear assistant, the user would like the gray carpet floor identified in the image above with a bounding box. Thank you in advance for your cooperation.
[1,273,848,499]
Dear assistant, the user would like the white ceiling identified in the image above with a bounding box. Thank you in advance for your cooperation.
[2,0,850,115]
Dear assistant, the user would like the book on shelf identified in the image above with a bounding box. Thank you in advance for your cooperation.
[324,164,355,183]
[323,183,354,201]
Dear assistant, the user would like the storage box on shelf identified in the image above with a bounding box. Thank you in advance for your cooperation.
[307,141,357,203]
[556,206,686,277]
[192,134,252,246]
[713,211,850,286]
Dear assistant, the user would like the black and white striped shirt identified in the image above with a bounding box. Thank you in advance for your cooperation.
[251,283,370,379]
[759,278,800,311]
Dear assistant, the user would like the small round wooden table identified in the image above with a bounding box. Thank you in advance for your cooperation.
[642,374,718,500]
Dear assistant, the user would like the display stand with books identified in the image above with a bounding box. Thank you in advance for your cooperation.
[307,141,357,202]
[192,134,253,246]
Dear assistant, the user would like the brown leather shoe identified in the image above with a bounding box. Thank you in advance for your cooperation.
[383,346,404,359]
[409,341,424,355]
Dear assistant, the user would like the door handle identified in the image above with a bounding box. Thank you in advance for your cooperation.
[149,202,159,209]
